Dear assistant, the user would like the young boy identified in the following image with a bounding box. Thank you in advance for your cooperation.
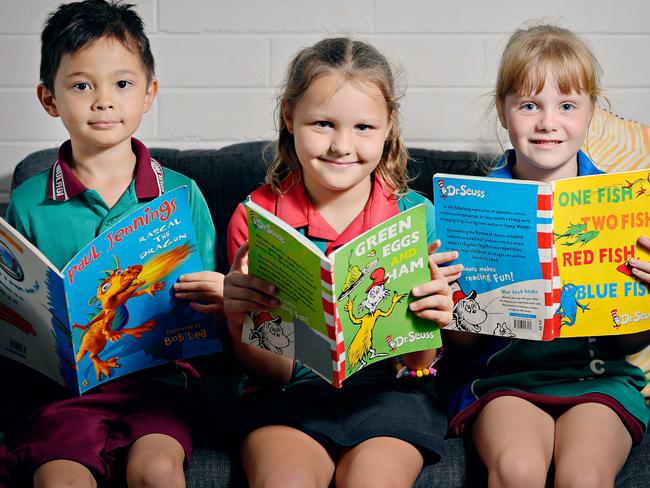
[0,1,223,486]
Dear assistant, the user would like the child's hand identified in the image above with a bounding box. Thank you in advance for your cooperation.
[173,271,224,314]
[224,241,280,329]
[629,236,650,283]
[223,241,293,384]
[409,253,454,327]
[428,240,463,283]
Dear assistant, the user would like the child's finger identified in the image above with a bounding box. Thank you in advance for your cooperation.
[637,235,650,252]
[178,271,223,283]
[428,256,443,278]
[439,264,463,280]
[174,281,221,293]
[227,288,279,309]
[409,294,453,314]
[429,251,462,283]
[224,277,280,308]
[429,250,459,267]
[175,291,222,302]
[629,257,650,272]
[226,298,270,315]
[225,273,277,298]
[190,302,224,314]
[412,278,450,298]
[427,239,442,254]
[629,258,650,283]
[428,254,455,284]
[231,241,250,272]
[632,268,650,283]
[412,308,453,327]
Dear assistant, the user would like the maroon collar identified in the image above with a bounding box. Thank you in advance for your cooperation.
[47,138,165,201]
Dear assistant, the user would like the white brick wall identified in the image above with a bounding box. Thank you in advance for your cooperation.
[1,0,649,202]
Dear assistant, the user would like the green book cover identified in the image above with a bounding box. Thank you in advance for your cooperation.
[244,200,441,387]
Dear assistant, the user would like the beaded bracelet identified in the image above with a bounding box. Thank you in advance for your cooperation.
[394,349,444,379]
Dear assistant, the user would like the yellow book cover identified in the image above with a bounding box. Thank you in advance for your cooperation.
[554,169,650,337]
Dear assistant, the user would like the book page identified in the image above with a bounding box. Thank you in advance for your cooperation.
[554,169,650,337]
[0,218,74,388]
[63,186,220,394]
[434,174,553,340]
[244,200,333,378]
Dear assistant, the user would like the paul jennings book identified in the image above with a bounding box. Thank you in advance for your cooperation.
[0,186,220,394]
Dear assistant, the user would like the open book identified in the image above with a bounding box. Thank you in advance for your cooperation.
[433,170,650,340]
[244,200,441,387]
[0,186,220,394]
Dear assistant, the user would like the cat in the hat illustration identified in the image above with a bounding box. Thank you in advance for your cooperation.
[450,281,488,333]
[344,267,406,372]
[248,310,291,355]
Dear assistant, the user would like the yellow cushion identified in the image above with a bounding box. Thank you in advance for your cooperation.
[583,107,650,172]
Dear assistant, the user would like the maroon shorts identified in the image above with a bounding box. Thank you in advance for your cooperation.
[450,391,645,444]
[0,444,9,488]
[1,376,196,486]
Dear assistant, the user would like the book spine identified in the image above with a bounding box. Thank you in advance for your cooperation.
[320,260,345,387]
[537,187,561,340]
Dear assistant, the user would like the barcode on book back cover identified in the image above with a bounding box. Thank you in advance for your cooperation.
[511,318,533,331]
[6,338,26,358]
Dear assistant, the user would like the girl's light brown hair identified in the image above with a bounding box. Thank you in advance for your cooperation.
[267,37,409,196]
[494,24,603,123]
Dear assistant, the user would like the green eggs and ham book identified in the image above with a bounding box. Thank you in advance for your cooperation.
[0,186,220,395]
[244,200,441,388]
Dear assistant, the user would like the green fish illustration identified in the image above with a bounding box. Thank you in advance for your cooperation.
[554,223,587,240]
[564,230,600,247]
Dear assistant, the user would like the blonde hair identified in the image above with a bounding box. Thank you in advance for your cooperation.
[485,24,604,171]
[267,37,409,196]
[495,24,603,115]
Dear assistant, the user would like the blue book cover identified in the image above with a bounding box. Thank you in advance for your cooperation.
[0,186,220,394]
[433,174,554,340]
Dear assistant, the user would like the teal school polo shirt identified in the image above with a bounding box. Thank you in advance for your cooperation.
[6,142,216,272]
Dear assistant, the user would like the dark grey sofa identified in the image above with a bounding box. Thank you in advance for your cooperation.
[8,141,650,487]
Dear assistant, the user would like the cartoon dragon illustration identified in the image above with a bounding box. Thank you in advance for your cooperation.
[73,243,193,380]
[345,268,405,372]
[555,283,590,327]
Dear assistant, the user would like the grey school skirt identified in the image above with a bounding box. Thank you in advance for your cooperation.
[233,362,447,463]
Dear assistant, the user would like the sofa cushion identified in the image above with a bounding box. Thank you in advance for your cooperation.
[9,141,650,488]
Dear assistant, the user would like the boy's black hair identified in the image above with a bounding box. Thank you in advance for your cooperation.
[40,0,155,93]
